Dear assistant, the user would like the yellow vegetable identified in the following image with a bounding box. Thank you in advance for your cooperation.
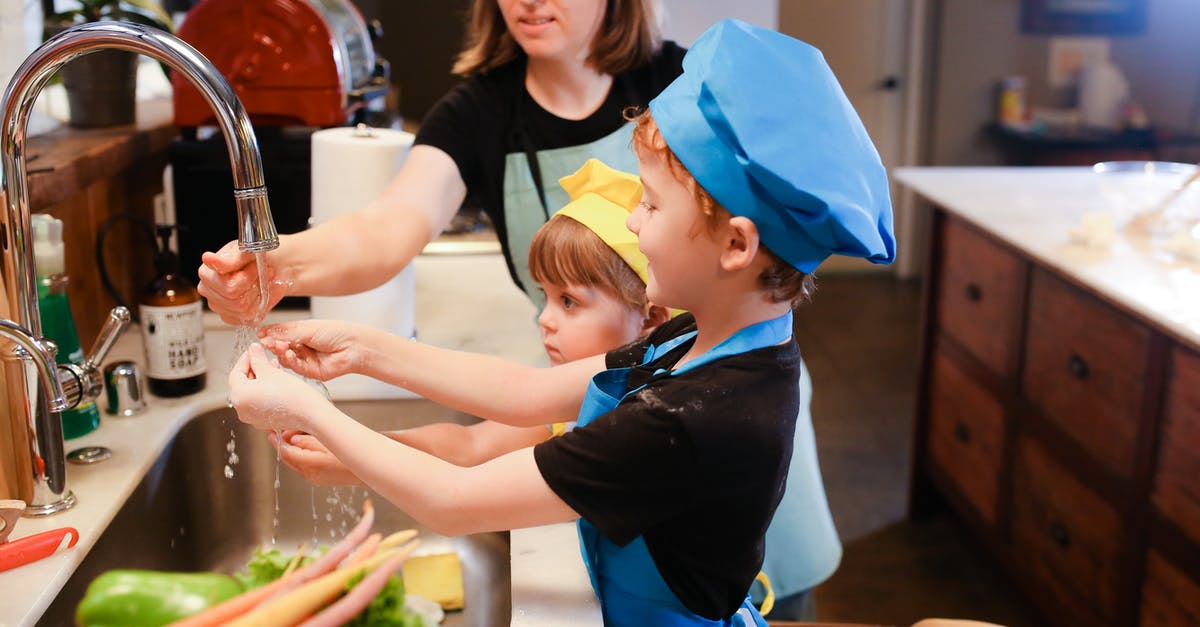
[402,553,464,611]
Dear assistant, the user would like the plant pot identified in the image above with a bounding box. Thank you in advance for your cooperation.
[59,48,137,128]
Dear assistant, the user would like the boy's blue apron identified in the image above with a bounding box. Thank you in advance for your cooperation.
[573,311,793,627]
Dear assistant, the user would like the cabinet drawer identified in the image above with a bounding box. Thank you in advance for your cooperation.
[935,217,1025,378]
[1140,550,1200,627]
[1022,268,1151,476]
[927,347,1004,526]
[1011,436,1122,625]
[1153,346,1200,545]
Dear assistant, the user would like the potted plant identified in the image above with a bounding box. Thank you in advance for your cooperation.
[44,0,173,127]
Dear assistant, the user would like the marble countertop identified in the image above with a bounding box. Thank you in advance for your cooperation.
[893,166,1200,350]
[0,252,600,627]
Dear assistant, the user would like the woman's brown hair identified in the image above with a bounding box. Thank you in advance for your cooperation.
[452,0,663,77]
[628,109,817,305]
[529,215,648,312]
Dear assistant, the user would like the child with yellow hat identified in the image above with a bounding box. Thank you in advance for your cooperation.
[261,158,670,471]
[230,18,893,627]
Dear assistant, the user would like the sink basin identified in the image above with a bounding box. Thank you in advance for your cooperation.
[42,400,511,626]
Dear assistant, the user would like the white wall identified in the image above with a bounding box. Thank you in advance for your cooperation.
[660,0,776,46]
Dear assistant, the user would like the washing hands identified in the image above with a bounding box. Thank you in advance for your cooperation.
[256,319,377,381]
[228,343,332,433]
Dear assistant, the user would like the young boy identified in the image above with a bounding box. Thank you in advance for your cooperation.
[274,157,840,619]
[229,19,894,627]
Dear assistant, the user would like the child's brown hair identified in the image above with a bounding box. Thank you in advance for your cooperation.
[628,109,816,305]
[529,216,649,313]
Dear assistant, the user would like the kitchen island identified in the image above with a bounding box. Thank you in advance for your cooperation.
[0,251,600,627]
[896,167,1200,627]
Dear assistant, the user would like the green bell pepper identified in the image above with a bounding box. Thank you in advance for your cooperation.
[75,569,243,627]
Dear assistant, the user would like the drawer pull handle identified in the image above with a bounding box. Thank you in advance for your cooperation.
[965,283,983,302]
[1067,354,1090,379]
[1049,521,1071,548]
[953,422,970,443]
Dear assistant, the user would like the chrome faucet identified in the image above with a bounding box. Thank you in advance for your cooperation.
[0,22,280,516]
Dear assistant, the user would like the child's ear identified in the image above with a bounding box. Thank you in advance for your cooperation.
[640,304,671,336]
[721,216,761,271]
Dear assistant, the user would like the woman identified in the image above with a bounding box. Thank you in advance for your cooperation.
[198,0,684,315]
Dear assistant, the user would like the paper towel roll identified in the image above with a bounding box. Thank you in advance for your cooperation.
[310,125,417,400]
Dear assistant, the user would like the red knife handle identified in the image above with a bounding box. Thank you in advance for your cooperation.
[0,527,80,572]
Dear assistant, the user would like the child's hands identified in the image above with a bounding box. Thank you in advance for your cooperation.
[270,430,366,487]
[257,320,370,381]
[228,343,329,432]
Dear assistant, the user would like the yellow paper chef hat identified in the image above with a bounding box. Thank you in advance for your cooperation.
[555,159,649,285]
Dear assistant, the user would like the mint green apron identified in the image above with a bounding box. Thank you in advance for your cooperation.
[501,76,640,308]
[501,124,637,308]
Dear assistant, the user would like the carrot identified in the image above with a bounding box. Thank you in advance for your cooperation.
[340,533,381,568]
[225,540,420,627]
[282,543,309,578]
[167,500,376,627]
[297,551,408,627]
[258,500,376,604]
[378,528,418,551]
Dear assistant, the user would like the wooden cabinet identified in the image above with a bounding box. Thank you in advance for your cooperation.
[914,212,1199,627]
[927,345,1005,526]
[1022,269,1152,476]
[1010,436,1122,625]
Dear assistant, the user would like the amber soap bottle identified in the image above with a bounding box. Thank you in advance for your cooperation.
[139,226,206,396]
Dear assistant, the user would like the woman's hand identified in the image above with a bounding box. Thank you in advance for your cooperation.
[228,343,328,432]
[257,320,375,381]
[198,240,290,325]
[271,430,366,487]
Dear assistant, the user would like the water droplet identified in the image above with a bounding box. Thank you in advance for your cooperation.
[224,465,234,479]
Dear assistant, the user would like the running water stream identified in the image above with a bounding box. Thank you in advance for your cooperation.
[222,253,338,545]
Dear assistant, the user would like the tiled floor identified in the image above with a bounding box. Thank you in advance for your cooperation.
[792,274,1040,627]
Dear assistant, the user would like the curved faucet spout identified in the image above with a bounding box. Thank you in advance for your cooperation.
[0,21,281,515]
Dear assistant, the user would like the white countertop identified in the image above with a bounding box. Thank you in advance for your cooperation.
[893,166,1200,350]
[0,252,600,627]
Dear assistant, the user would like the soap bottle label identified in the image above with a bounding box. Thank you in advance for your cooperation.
[140,301,206,379]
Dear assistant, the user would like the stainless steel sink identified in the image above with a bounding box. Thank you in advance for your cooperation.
[42,400,511,626]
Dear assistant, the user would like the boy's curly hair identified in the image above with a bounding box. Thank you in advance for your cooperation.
[529,216,649,313]
[627,108,816,305]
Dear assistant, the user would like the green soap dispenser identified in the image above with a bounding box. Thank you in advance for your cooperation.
[32,213,102,439]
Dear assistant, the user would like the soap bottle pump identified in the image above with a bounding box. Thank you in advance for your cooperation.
[139,224,207,397]
[32,213,101,438]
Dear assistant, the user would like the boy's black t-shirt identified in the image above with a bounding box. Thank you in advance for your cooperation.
[413,44,686,284]
[533,313,801,620]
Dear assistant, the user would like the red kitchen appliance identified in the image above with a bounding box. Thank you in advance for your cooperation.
[168,0,392,304]
[172,0,388,127]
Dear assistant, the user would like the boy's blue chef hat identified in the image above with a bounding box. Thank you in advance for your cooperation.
[648,19,895,273]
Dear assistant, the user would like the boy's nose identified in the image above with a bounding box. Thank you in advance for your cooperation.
[626,205,643,234]
[537,307,555,332]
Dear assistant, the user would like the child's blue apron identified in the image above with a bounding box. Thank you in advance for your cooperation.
[573,311,794,627]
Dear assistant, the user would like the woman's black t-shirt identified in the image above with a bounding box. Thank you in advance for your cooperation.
[533,313,801,620]
[413,44,686,284]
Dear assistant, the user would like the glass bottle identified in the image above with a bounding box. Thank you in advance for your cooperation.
[139,226,207,397]
[32,214,101,438]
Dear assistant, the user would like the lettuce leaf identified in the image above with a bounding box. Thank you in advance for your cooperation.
[235,547,309,590]
[342,571,427,627]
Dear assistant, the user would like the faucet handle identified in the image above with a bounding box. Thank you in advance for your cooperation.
[84,306,131,370]
[57,307,131,407]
